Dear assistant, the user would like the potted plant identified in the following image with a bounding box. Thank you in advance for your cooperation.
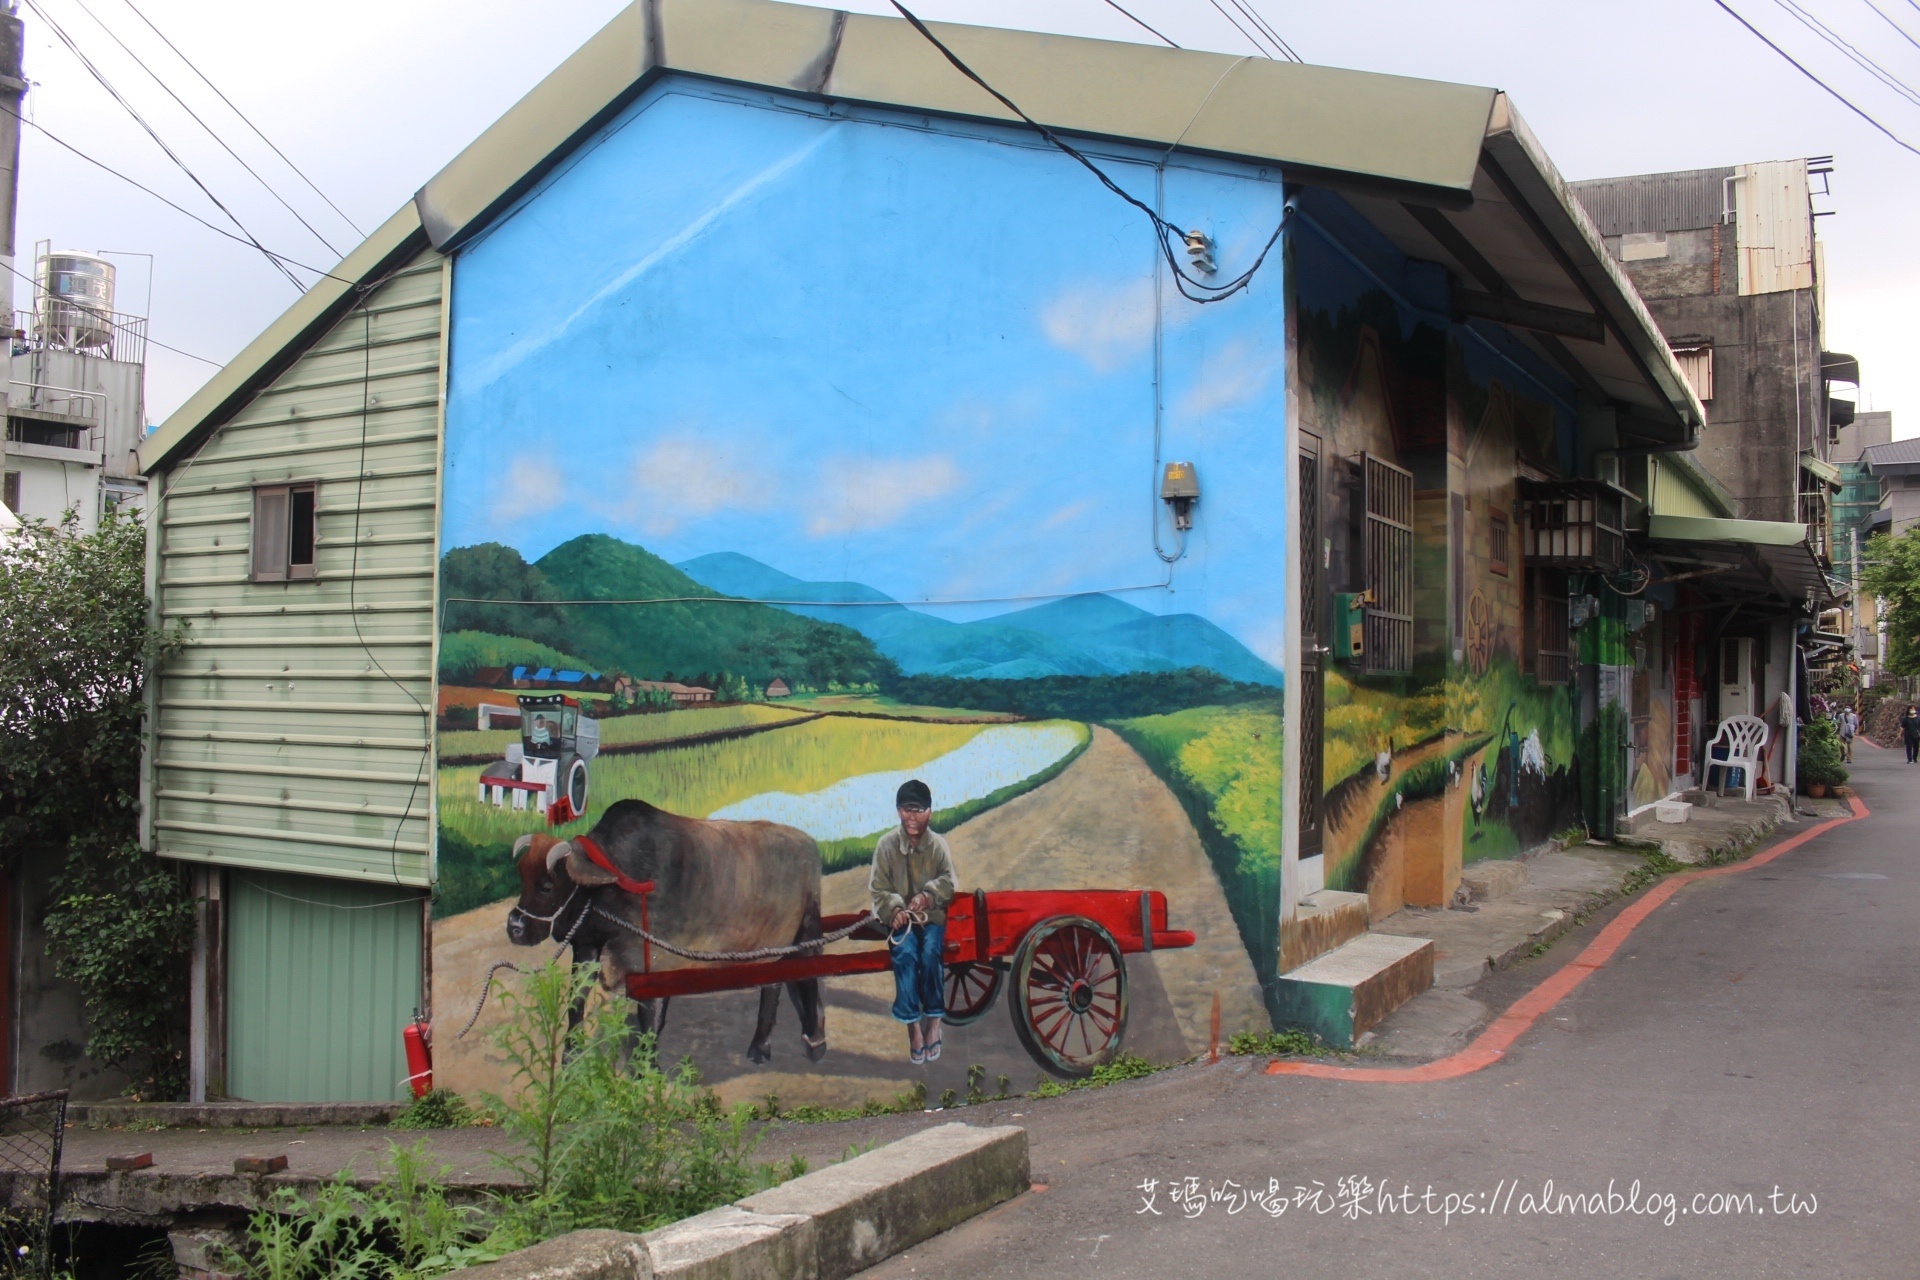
[1797,718,1848,797]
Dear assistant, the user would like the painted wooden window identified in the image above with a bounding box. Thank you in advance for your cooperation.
[1488,506,1511,577]
[251,483,317,582]
[1361,452,1414,675]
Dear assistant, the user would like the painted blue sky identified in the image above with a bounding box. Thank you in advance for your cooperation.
[442,79,1290,667]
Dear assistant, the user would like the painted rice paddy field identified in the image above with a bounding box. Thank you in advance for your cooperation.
[436,715,1089,913]
[439,702,810,759]
[772,692,1019,722]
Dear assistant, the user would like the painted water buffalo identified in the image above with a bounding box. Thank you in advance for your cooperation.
[506,799,827,1063]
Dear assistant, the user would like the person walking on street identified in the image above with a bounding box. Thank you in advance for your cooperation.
[1838,705,1858,763]
[1901,705,1920,764]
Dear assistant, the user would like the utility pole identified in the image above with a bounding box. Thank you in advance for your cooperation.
[1851,525,1867,687]
[0,1,22,326]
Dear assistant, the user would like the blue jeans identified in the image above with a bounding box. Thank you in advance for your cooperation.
[889,922,946,1024]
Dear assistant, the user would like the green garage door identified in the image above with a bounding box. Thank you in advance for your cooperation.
[228,871,424,1102]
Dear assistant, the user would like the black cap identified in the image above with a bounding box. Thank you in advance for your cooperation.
[896,778,932,810]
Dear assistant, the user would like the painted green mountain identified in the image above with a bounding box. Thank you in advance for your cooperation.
[675,552,1281,686]
[439,536,893,687]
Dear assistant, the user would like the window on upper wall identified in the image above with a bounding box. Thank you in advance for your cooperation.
[1671,345,1714,403]
[252,483,317,582]
[1529,568,1570,686]
[2,470,19,514]
[1488,507,1511,577]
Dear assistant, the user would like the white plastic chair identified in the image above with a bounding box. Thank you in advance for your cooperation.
[1706,714,1771,801]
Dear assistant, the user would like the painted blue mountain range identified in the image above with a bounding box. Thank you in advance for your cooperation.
[676,552,1281,686]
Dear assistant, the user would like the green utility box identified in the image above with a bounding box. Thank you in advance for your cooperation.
[1332,591,1370,661]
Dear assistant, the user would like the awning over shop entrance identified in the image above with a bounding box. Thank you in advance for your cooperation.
[1644,514,1839,611]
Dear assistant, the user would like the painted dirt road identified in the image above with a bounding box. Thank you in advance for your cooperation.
[431,726,1267,1107]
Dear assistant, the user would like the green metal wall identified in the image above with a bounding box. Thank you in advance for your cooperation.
[227,870,424,1102]
[146,251,445,887]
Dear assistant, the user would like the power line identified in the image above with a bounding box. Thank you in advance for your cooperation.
[1769,0,1920,105]
[1225,0,1301,61]
[0,258,219,365]
[1712,0,1920,157]
[1201,0,1279,58]
[1101,0,1180,47]
[1860,0,1920,53]
[889,0,1289,303]
[4,104,349,282]
[20,0,303,288]
[66,0,346,257]
[116,0,365,239]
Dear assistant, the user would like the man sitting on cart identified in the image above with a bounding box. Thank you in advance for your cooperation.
[870,778,957,1064]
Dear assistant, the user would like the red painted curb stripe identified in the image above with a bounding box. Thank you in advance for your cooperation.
[1266,793,1870,1084]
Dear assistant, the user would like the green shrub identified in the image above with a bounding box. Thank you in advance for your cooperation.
[1798,718,1849,789]
[1227,1028,1321,1057]
[390,1089,476,1131]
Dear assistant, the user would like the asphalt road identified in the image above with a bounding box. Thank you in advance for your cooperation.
[818,740,1919,1279]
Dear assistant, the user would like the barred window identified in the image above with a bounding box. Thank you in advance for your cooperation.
[1361,453,1414,675]
[1488,507,1511,577]
[1532,569,1570,686]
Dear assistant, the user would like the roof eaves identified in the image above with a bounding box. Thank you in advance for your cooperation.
[412,0,1498,253]
[140,202,429,475]
[1476,98,1706,443]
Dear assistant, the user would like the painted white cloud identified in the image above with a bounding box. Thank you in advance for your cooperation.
[806,455,961,537]
[1177,338,1279,418]
[495,455,567,521]
[611,436,776,537]
[1041,278,1157,373]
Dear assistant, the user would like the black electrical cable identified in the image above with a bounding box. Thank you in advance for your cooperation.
[3,105,356,283]
[1711,0,1920,157]
[1100,0,1181,47]
[1201,0,1277,58]
[1225,0,1302,61]
[20,0,304,288]
[1860,0,1920,53]
[67,0,347,257]
[889,0,1289,303]
[117,0,366,238]
[1769,0,1920,105]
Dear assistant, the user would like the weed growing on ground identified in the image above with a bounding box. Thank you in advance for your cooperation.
[763,1080,929,1124]
[1618,847,1691,897]
[390,1089,479,1131]
[1226,1029,1324,1057]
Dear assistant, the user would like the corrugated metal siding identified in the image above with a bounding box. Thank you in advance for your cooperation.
[1652,457,1720,519]
[1568,167,1734,237]
[1734,160,1813,296]
[226,870,423,1102]
[149,253,444,887]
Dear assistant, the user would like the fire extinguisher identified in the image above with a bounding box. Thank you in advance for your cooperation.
[403,1012,433,1098]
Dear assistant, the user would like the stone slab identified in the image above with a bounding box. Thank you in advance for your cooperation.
[461,1230,652,1280]
[1273,933,1434,1047]
[1281,889,1370,971]
[737,1123,1027,1280]
[1458,859,1528,902]
[642,1205,812,1280]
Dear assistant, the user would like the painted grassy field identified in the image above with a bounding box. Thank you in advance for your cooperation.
[439,701,810,759]
[772,692,1020,722]
[1110,702,1282,986]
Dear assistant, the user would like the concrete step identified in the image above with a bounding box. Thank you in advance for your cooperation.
[1272,932,1435,1049]
[1458,858,1528,902]
[1282,888,1371,972]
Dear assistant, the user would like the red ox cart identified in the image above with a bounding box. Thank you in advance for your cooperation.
[623,888,1195,1077]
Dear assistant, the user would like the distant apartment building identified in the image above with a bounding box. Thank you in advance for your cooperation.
[1,249,149,529]
[1570,160,1853,552]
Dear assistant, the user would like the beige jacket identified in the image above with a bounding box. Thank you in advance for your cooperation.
[869,826,958,926]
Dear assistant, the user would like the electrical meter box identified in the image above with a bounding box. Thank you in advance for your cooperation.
[1333,592,1369,661]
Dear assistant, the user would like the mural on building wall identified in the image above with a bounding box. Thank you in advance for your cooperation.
[427,83,1289,1105]
[1292,193,1578,921]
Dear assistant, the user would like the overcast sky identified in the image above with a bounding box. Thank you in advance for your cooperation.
[13,0,1916,433]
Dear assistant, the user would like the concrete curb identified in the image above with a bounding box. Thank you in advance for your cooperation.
[71,1102,402,1129]
[462,1123,1028,1280]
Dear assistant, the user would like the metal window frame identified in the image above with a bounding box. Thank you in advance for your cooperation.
[250,481,318,583]
[1533,568,1570,686]
[1361,452,1414,675]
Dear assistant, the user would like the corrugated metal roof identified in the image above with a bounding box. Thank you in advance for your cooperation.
[1568,166,1735,237]
[1864,439,1920,470]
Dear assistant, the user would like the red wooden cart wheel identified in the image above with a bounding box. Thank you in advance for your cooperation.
[1009,916,1128,1078]
[941,961,1002,1027]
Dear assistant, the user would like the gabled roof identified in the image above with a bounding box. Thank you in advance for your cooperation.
[142,0,1705,474]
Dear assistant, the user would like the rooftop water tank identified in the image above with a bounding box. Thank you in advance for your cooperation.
[36,250,114,351]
